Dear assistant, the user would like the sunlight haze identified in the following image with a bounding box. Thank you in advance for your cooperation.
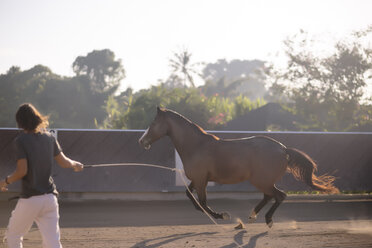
[0,0,371,92]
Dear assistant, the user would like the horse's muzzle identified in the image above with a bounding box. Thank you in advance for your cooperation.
[139,128,152,150]
[138,137,151,150]
[142,141,151,150]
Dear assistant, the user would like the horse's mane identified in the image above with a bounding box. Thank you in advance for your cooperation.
[164,109,220,140]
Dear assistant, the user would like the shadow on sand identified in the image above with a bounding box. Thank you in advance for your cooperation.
[220,230,268,248]
[130,232,218,248]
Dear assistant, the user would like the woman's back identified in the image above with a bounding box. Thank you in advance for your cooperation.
[15,131,61,197]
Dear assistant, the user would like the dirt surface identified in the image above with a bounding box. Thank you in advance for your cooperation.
[1,197,372,248]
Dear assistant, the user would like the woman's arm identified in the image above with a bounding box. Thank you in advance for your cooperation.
[0,158,28,192]
[54,152,84,172]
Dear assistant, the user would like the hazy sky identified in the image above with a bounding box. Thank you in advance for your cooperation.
[1,0,371,91]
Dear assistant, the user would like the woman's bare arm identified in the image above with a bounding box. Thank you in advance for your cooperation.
[54,152,84,172]
[0,158,28,191]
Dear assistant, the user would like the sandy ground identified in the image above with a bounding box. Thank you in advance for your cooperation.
[0,196,371,248]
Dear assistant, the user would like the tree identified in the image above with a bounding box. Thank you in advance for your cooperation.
[269,27,372,131]
[72,49,125,92]
[102,83,265,130]
[0,62,120,129]
[39,75,110,128]
[202,59,268,100]
[167,48,201,88]
[0,65,56,127]
[202,76,244,98]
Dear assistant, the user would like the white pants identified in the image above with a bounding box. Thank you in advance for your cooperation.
[6,194,62,248]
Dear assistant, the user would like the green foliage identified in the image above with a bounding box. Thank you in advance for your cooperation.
[72,49,125,93]
[3,27,372,132]
[0,65,57,127]
[202,77,244,98]
[233,95,265,117]
[104,84,265,130]
[115,86,214,129]
[268,27,372,131]
[0,49,124,128]
[286,190,372,195]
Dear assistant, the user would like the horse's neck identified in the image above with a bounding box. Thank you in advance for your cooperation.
[167,117,206,158]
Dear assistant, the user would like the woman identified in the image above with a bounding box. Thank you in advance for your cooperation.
[0,103,84,248]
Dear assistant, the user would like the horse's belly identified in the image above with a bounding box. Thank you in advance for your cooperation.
[213,176,249,185]
[210,163,251,184]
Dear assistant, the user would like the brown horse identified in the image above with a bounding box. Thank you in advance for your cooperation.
[139,107,339,227]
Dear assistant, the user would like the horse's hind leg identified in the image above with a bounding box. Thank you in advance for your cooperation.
[264,186,287,228]
[248,194,273,223]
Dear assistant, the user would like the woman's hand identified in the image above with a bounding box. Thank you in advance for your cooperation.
[0,179,8,192]
[55,152,84,172]
[0,160,27,192]
[72,161,84,172]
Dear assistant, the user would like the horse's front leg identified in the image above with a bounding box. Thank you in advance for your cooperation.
[194,182,230,220]
[186,182,203,211]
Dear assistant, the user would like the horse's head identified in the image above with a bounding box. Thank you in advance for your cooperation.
[139,107,168,150]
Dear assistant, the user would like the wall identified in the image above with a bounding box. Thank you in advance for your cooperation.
[1,129,371,193]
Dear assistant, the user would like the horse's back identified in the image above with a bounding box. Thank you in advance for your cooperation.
[223,135,285,147]
[217,135,286,156]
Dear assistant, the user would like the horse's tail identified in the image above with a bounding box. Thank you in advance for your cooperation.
[285,147,339,194]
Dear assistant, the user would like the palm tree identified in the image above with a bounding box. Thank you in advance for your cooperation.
[168,48,201,88]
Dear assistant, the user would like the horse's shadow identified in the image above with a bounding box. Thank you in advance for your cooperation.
[220,230,268,248]
[130,231,217,248]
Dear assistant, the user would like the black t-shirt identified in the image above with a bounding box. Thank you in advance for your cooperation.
[15,131,62,198]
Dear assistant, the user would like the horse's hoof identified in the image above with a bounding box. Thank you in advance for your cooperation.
[248,213,257,223]
[248,216,257,223]
[234,221,245,230]
[266,219,273,228]
[222,212,231,220]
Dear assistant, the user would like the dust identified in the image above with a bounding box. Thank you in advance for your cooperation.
[274,217,299,230]
[234,218,245,230]
[326,219,372,235]
[345,220,372,235]
[234,217,243,224]
[288,220,298,230]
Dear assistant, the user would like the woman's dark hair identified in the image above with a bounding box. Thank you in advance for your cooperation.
[15,103,49,132]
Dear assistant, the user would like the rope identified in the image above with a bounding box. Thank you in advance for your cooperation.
[84,162,243,248]
[84,163,178,172]
[85,163,218,223]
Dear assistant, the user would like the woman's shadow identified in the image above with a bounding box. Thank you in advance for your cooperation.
[220,230,268,248]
